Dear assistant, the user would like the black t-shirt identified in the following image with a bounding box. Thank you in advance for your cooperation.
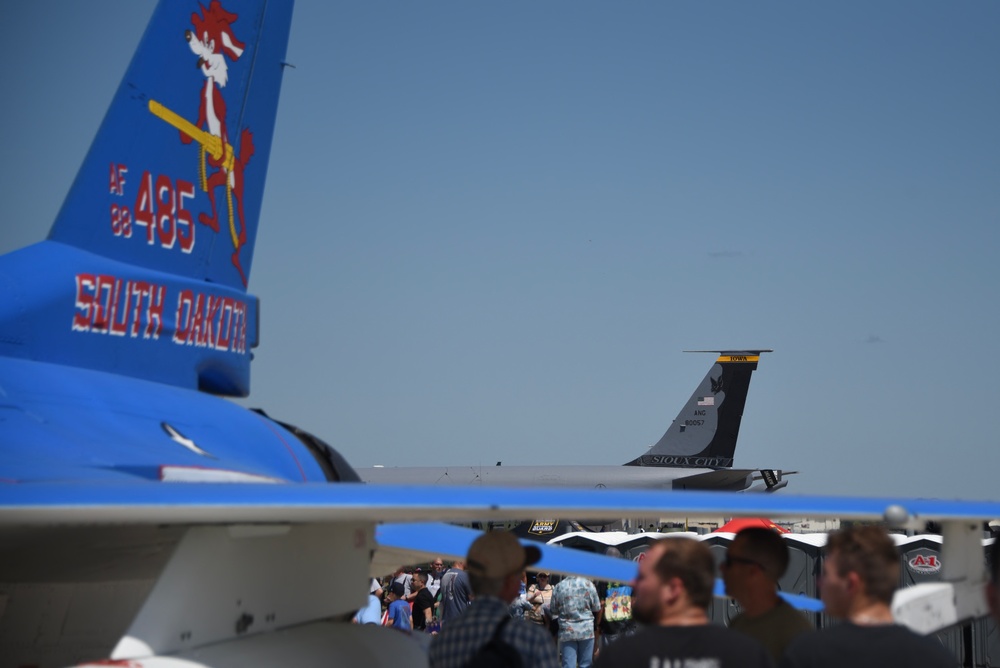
[596,580,635,635]
[412,588,435,630]
[594,624,774,668]
[780,623,957,668]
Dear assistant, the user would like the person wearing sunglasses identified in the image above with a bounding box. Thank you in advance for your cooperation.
[721,528,812,661]
[594,538,772,668]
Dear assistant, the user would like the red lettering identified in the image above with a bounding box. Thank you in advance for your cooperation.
[156,174,176,248]
[110,204,132,237]
[108,279,129,337]
[109,163,128,196]
[73,273,97,332]
[228,301,242,353]
[134,171,155,244]
[73,273,167,341]
[92,275,117,333]
[173,290,193,344]
[146,285,165,339]
[236,301,247,352]
[176,179,195,253]
[130,281,149,337]
[216,299,233,351]
[206,295,223,349]
[191,293,206,347]
[111,203,121,235]
[120,205,132,238]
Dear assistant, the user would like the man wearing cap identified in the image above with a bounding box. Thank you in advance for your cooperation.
[386,582,412,633]
[428,531,559,668]
[593,537,772,668]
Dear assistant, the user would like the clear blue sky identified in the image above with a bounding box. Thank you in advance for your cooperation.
[2,1,998,500]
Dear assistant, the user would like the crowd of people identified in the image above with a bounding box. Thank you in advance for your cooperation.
[356,524,999,667]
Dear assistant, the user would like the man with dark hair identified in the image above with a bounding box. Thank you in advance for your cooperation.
[429,531,558,668]
[987,538,1000,624]
[722,528,812,661]
[594,537,772,668]
[781,525,956,668]
[412,571,435,632]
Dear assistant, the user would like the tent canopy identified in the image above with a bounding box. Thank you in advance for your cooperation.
[715,517,789,534]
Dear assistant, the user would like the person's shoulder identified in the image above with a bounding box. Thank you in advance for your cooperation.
[505,618,559,664]
[681,625,770,657]
[770,599,814,629]
[701,623,767,645]
[784,624,955,667]
[505,616,558,648]
[886,625,957,663]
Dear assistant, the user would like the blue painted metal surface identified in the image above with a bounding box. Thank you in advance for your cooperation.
[3,482,998,525]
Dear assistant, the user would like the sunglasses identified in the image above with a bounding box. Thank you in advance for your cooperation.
[723,555,761,569]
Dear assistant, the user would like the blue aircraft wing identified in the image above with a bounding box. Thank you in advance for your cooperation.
[4,481,999,526]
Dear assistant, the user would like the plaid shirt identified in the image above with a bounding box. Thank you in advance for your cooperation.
[428,595,559,668]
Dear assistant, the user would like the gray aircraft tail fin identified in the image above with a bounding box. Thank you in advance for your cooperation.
[624,350,770,469]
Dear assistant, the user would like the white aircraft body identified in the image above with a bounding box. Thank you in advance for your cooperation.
[360,350,791,492]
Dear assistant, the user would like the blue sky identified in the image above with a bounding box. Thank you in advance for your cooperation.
[2,1,998,500]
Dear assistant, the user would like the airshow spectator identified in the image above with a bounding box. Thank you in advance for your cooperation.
[722,527,812,661]
[385,582,412,633]
[392,566,413,599]
[439,559,472,624]
[429,531,558,668]
[594,547,636,656]
[526,571,554,629]
[353,593,382,625]
[550,574,601,668]
[593,537,773,668]
[780,525,956,668]
[412,571,435,632]
[427,557,446,598]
